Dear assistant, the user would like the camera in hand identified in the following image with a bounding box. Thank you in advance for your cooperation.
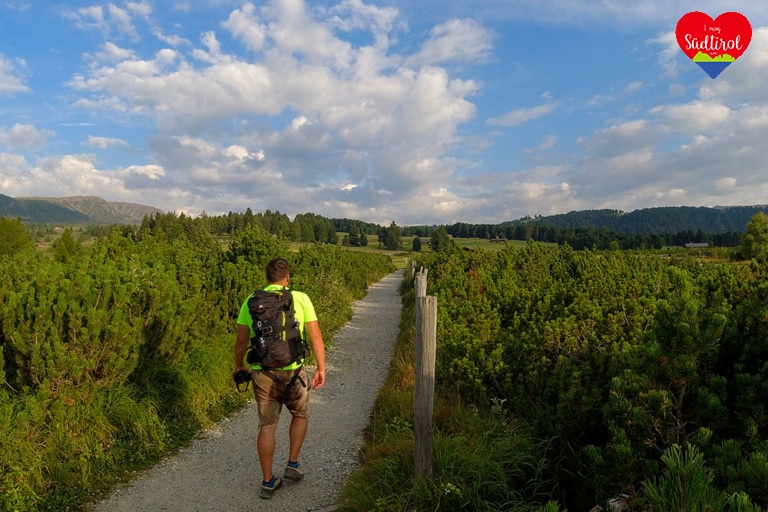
[233,370,252,391]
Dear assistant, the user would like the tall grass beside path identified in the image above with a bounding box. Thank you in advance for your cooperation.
[337,267,563,512]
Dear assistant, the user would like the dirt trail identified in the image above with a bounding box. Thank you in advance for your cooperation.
[90,270,404,512]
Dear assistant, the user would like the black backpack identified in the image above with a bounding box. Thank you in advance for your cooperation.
[246,288,309,369]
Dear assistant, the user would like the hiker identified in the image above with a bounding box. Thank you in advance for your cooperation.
[234,257,327,499]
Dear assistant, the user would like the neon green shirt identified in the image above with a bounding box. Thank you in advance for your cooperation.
[237,285,317,370]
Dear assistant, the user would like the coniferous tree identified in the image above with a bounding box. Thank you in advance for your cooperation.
[348,225,361,247]
[383,221,402,250]
[740,212,768,264]
[430,226,453,253]
[52,227,82,263]
[0,216,33,256]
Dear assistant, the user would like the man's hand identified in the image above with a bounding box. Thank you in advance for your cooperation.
[311,369,326,390]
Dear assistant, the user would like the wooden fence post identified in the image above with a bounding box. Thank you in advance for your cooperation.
[414,268,436,479]
[415,267,428,298]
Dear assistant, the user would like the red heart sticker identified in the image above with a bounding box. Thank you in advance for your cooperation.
[675,11,752,78]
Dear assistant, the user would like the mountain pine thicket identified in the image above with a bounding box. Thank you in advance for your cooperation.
[0,215,394,511]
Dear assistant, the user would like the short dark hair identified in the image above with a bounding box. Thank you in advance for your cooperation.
[266,258,290,284]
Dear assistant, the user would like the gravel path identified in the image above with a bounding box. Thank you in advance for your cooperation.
[89,270,404,512]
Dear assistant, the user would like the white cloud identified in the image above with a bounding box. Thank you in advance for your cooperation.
[66,3,139,39]
[538,134,557,150]
[651,101,731,132]
[107,4,136,38]
[223,3,269,53]
[67,5,106,32]
[329,0,401,48]
[125,164,164,179]
[588,81,644,107]
[127,1,152,20]
[487,102,557,127]
[91,42,137,63]
[0,124,53,149]
[86,136,130,149]
[0,54,29,94]
[404,18,493,67]
[55,0,483,223]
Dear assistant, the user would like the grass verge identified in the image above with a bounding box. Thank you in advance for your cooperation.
[336,273,565,512]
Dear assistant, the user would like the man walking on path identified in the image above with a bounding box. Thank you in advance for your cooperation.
[91,270,401,511]
[234,257,326,499]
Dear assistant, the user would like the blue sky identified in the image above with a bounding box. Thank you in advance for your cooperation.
[1,0,767,226]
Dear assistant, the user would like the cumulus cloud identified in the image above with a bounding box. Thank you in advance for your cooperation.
[0,54,30,94]
[0,124,53,149]
[53,0,487,222]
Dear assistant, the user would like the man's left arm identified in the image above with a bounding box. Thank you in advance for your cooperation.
[305,320,326,390]
[234,324,251,373]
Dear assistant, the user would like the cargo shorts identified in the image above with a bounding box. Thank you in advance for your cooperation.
[251,366,310,426]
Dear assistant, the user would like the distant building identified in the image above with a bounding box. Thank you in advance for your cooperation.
[684,242,709,249]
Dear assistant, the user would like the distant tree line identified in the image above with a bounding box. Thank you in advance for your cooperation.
[139,209,340,245]
[401,223,743,250]
[13,203,761,252]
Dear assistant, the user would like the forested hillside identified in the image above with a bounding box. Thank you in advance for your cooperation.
[529,205,768,233]
[399,205,766,249]
[512,205,768,234]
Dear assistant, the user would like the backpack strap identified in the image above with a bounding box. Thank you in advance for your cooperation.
[259,366,307,388]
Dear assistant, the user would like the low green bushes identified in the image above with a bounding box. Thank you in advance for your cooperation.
[343,242,768,510]
[0,220,394,511]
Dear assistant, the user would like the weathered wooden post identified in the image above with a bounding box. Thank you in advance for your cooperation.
[415,267,428,298]
[414,267,436,479]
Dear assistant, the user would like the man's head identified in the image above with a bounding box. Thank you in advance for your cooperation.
[266,258,290,285]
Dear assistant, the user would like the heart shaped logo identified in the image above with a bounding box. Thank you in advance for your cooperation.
[675,11,752,78]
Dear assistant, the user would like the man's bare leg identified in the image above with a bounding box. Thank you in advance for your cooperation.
[257,424,277,481]
[288,416,308,462]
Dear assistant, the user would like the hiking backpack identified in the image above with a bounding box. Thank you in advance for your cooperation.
[246,288,310,369]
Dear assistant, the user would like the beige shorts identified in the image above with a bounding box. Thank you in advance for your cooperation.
[251,366,310,426]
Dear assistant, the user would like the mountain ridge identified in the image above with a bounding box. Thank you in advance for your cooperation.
[0,194,163,225]
[505,205,768,234]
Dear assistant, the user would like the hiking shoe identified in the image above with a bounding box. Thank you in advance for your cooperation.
[259,477,283,499]
[284,464,304,481]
